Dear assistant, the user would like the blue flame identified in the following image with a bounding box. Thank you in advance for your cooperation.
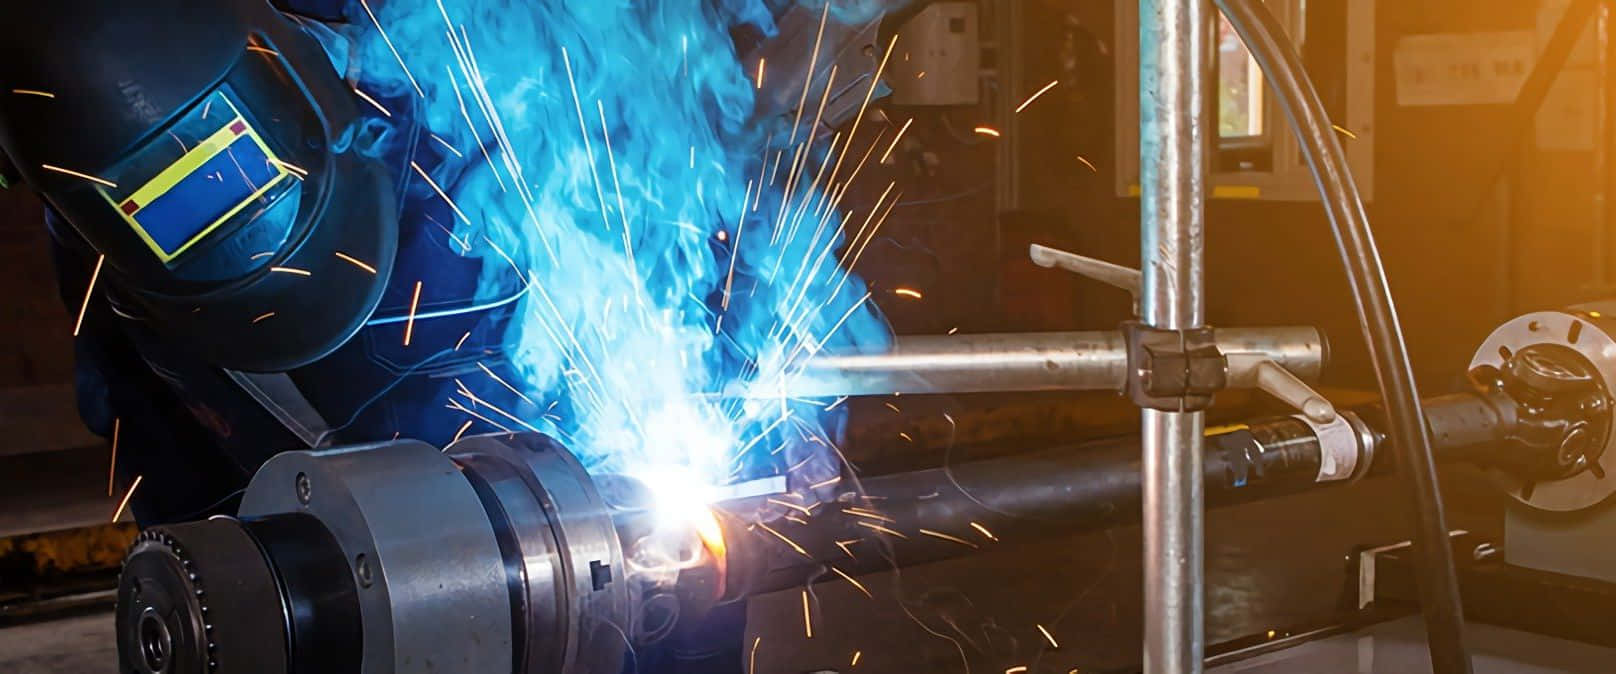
[349,0,893,502]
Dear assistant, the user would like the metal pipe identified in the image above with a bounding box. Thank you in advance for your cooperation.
[786,326,1325,397]
[721,390,1515,600]
[1138,0,1209,670]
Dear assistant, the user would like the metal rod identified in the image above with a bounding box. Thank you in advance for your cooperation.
[1139,0,1208,670]
[785,326,1326,397]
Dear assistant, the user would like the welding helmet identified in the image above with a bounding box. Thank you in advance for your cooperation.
[0,0,397,372]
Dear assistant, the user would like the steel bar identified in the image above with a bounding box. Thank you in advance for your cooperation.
[1138,0,1209,670]
[786,326,1325,397]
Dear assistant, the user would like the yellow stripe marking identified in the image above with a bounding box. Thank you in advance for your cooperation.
[104,101,290,262]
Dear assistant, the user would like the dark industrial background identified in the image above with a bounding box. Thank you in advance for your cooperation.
[0,0,1605,672]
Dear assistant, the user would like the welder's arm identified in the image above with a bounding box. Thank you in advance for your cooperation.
[45,209,248,525]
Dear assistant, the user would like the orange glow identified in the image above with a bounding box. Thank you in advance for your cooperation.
[695,506,728,597]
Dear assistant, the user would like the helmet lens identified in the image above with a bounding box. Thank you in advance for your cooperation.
[96,87,298,266]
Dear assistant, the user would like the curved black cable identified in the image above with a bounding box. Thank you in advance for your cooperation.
[1212,1,1473,672]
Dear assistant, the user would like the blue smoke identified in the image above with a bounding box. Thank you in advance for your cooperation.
[348,0,893,503]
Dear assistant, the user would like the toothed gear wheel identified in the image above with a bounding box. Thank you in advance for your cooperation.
[117,520,287,674]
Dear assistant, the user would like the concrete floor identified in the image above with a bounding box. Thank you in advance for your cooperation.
[1210,616,1616,673]
[0,613,116,674]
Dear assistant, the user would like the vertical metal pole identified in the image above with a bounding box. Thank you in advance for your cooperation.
[1139,0,1207,672]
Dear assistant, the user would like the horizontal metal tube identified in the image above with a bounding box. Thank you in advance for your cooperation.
[786,327,1326,397]
[720,392,1503,600]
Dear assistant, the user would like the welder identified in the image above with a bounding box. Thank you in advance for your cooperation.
[0,0,749,671]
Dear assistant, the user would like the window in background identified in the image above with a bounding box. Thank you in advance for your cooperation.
[1217,15,1266,139]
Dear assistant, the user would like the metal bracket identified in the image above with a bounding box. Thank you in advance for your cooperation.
[1226,353,1337,423]
[1122,322,1226,411]
[1029,244,1142,315]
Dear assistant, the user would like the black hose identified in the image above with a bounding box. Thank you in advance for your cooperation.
[1213,1,1473,673]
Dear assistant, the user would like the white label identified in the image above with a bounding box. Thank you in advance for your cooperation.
[1295,414,1359,482]
[1394,31,1535,106]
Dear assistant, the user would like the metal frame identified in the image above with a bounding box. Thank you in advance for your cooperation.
[1114,0,1376,202]
[1137,0,1208,671]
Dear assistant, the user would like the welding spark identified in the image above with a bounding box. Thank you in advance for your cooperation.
[447,399,514,434]
[973,126,1001,137]
[851,651,861,667]
[360,0,425,98]
[477,361,536,406]
[880,118,913,164]
[841,506,894,522]
[269,266,311,277]
[801,590,814,638]
[12,89,54,98]
[107,418,120,497]
[919,528,978,549]
[788,3,832,146]
[1037,624,1060,649]
[455,386,542,433]
[333,251,378,274]
[855,521,907,539]
[410,161,472,224]
[1006,667,1029,674]
[252,312,276,324]
[808,475,842,490]
[403,281,423,346]
[442,65,506,192]
[451,419,475,443]
[269,158,308,177]
[750,637,761,674]
[835,539,858,559]
[768,497,815,516]
[755,57,766,89]
[722,179,754,311]
[948,326,959,335]
[560,47,612,233]
[72,254,105,337]
[755,521,811,558]
[1015,79,1060,113]
[429,133,464,158]
[246,46,281,56]
[1332,124,1358,140]
[884,402,900,413]
[352,86,393,117]
[897,432,913,443]
[41,164,115,188]
[831,566,872,598]
[893,287,922,299]
[112,475,143,523]
[969,521,999,541]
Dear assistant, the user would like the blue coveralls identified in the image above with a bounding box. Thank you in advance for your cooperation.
[47,1,746,671]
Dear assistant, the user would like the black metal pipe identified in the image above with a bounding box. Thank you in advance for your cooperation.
[1213,1,1472,671]
[721,392,1513,601]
